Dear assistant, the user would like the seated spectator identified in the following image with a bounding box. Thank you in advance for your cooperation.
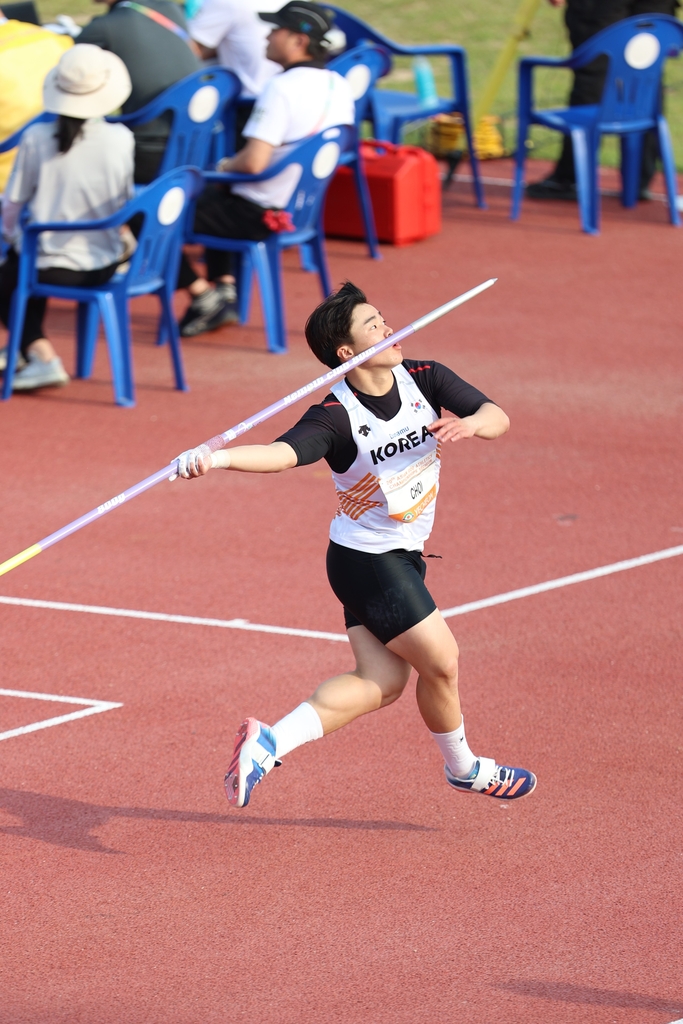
[177,0,354,337]
[0,13,73,191]
[0,44,134,390]
[78,0,199,184]
[187,0,280,98]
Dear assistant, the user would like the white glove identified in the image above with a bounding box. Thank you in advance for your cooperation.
[171,445,217,480]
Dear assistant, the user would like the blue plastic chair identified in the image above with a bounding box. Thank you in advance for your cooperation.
[2,167,204,406]
[512,14,683,234]
[0,111,56,154]
[108,68,241,175]
[326,42,392,260]
[187,125,355,354]
[0,113,58,260]
[327,4,485,209]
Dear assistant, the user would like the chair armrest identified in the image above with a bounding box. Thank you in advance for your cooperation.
[107,96,170,126]
[107,110,140,125]
[0,131,26,153]
[518,55,572,118]
[518,55,570,70]
[373,42,465,58]
[372,44,468,104]
[0,113,57,153]
[23,210,132,234]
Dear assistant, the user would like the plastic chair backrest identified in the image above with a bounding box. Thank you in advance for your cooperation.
[572,15,683,125]
[326,4,395,51]
[0,111,56,153]
[327,42,392,124]
[281,125,355,233]
[108,68,241,173]
[117,167,204,290]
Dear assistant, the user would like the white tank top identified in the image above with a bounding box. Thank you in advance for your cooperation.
[329,365,441,554]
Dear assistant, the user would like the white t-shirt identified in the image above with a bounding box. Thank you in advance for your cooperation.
[232,65,354,209]
[4,119,134,271]
[187,0,280,97]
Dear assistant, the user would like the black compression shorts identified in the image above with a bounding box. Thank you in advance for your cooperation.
[326,540,437,645]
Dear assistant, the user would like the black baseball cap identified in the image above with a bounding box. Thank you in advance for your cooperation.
[259,2,333,41]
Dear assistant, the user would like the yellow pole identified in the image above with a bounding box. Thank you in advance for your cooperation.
[473,0,543,124]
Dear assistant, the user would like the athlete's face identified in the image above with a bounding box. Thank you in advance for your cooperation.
[338,303,401,368]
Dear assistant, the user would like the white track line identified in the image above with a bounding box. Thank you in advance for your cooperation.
[0,687,122,742]
[0,544,681,642]
[452,171,672,203]
[441,544,683,619]
[0,597,348,642]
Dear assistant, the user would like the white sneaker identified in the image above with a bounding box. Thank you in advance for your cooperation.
[12,355,69,390]
[0,346,26,373]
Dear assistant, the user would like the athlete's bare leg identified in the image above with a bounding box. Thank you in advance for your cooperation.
[305,610,460,735]
[307,624,412,734]
[228,609,537,806]
[386,609,461,734]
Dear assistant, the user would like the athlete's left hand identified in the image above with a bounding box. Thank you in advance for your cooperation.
[429,404,510,443]
[428,415,477,443]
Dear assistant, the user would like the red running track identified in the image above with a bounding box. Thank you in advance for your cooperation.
[0,166,682,1024]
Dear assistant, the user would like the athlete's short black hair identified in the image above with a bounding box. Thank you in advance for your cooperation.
[305,281,367,368]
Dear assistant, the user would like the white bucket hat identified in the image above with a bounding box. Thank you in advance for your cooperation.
[43,44,132,118]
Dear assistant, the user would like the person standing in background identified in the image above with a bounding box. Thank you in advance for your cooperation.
[187,0,280,98]
[77,0,199,183]
[527,0,680,200]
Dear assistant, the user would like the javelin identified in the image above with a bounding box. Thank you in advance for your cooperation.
[0,278,497,579]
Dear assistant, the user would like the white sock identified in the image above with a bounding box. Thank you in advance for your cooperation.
[271,702,324,759]
[430,719,477,778]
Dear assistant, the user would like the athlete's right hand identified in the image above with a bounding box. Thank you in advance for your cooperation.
[173,445,217,479]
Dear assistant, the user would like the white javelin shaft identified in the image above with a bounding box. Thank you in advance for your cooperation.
[410,279,497,331]
[0,279,497,578]
[216,276,498,444]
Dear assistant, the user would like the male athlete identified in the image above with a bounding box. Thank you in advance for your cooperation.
[176,282,537,806]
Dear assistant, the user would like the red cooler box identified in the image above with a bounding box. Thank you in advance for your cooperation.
[324,140,441,246]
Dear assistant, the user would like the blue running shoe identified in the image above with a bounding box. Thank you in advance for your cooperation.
[224,718,277,808]
[445,756,536,800]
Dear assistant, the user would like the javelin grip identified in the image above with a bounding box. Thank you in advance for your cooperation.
[0,279,497,578]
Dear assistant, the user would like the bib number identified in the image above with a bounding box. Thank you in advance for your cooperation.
[380,451,438,523]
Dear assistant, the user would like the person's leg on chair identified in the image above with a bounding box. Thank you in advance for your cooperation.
[177,185,274,337]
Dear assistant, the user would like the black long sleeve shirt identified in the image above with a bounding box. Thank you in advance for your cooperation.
[276,359,491,474]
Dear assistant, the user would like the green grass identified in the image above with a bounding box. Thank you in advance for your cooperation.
[34,0,683,168]
[36,0,93,25]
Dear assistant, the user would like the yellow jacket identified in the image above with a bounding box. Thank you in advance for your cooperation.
[0,21,73,191]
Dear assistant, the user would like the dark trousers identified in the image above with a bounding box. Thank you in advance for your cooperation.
[177,185,272,289]
[554,0,679,185]
[0,249,118,358]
